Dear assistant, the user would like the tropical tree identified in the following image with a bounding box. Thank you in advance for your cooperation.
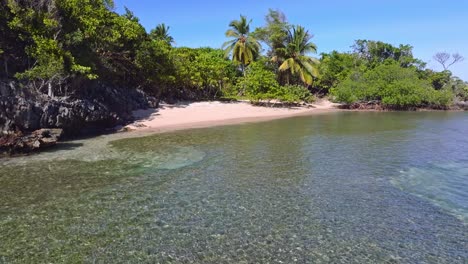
[315,51,362,94]
[254,9,289,59]
[170,47,237,98]
[222,15,261,76]
[352,40,425,69]
[278,25,319,85]
[150,23,174,44]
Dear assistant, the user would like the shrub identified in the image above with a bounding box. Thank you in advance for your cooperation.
[425,89,453,108]
[235,61,280,97]
[330,78,360,104]
[330,62,454,108]
[276,85,315,103]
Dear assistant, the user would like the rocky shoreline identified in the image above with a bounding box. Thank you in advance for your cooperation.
[0,80,158,155]
[2,79,467,156]
[0,128,63,156]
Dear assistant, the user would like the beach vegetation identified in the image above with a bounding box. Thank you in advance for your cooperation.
[0,2,465,107]
[222,15,261,76]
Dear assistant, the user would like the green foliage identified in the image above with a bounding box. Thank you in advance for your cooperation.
[170,47,237,97]
[423,70,452,90]
[235,60,279,96]
[426,89,453,107]
[223,15,261,74]
[379,79,427,107]
[316,51,362,93]
[253,9,289,60]
[278,25,319,85]
[254,11,319,86]
[352,39,425,69]
[2,0,148,93]
[329,75,361,104]
[233,61,314,103]
[0,4,465,108]
[419,70,468,101]
[331,63,453,108]
[135,39,175,92]
[16,37,68,81]
[457,84,468,101]
[274,85,315,103]
[446,77,468,101]
[149,23,174,44]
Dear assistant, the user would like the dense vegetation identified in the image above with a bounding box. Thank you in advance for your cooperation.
[325,41,465,109]
[1,2,466,108]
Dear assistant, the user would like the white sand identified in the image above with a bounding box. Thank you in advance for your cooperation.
[124,99,341,133]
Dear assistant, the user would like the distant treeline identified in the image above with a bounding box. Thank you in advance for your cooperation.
[1,1,466,108]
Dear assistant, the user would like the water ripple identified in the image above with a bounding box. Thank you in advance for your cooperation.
[392,162,468,222]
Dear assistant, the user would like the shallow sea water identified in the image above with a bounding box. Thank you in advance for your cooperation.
[0,111,467,263]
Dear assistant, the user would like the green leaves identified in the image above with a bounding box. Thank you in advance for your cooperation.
[223,15,261,71]
[2,0,152,93]
[331,62,454,108]
[278,25,319,85]
[228,15,251,35]
[352,40,424,69]
[236,60,279,96]
[149,23,174,44]
[235,61,314,103]
[316,51,360,92]
[170,47,236,97]
[135,40,174,86]
[2,2,462,107]
[253,9,289,61]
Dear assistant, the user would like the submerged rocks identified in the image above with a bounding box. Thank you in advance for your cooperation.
[0,128,63,155]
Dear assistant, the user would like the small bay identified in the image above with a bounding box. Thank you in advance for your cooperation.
[0,112,467,263]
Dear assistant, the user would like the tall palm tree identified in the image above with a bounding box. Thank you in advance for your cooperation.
[150,23,174,44]
[222,15,261,76]
[279,25,319,85]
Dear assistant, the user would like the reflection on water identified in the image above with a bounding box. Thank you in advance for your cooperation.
[0,111,467,263]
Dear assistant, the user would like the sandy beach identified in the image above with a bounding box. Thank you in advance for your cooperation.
[124,99,341,133]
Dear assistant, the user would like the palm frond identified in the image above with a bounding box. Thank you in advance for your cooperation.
[279,58,294,71]
[280,25,320,85]
[223,15,261,67]
[225,30,239,38]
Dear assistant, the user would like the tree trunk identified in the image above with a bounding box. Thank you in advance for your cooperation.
[3,57,8,77]
[309,77,315,88]
[241,64,246,95]
[48,82,54,98]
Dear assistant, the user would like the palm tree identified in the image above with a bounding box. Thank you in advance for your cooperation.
[150,23,174,44]
[222,15,261,76]
[279,25,319,85]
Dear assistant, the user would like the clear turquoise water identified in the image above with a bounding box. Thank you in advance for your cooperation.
[0,112,467,263]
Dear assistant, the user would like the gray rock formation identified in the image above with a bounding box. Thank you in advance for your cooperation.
[0,80,158,136]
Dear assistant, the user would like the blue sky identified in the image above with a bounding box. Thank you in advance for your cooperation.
[114,0,468,80]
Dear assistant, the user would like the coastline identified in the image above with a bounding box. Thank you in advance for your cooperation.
[3,99,464,157]
[122,100,466,136]
[123,100,342,134]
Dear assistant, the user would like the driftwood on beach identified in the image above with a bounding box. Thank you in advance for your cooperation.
[250,99,315,108]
